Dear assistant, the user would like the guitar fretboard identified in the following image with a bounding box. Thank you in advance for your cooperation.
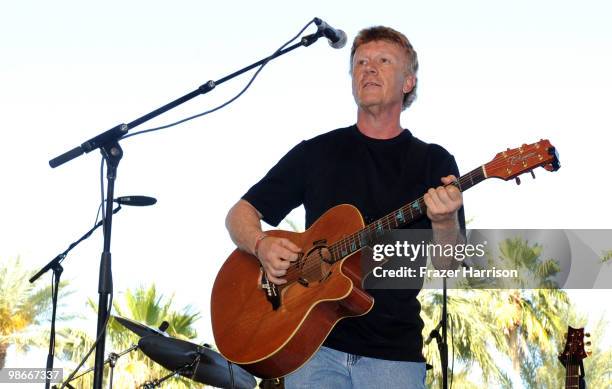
[328,166,486,262]
[565,359,581,388]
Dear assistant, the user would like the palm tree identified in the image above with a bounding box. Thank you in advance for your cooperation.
[0,257,69,369]
[58,284,201,388]
[421,237,573,387]
[580,317,612,388]
[421,289,513,388]
[488,239,569,373]
[111,284,199,340]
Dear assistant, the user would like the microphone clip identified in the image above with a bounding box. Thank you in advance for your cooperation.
[301,33,321,47]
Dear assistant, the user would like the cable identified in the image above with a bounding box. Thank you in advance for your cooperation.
[228,361,235,389]
[60,157,114,388]
[99,156,106,235]
[122,18,316,140]
[93,157,104,228]
[59,292,113,389]
[450,312,455,389]
[93,201,103,229]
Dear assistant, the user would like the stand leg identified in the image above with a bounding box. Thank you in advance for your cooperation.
[45,264,63,389]
[59,345,137,388]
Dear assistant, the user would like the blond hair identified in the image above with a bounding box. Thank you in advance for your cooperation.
[350,26,419,109]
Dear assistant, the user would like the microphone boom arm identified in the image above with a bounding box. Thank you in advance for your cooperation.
[29,205,123,284]
[48,18,329,168]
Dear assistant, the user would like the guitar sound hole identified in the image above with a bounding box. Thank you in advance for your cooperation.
[300,246,333,284]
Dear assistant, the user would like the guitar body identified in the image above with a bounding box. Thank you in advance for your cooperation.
[211,204,375,378]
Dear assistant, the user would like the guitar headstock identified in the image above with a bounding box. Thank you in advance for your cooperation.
[484,139,560,182]
[559,326,590,366]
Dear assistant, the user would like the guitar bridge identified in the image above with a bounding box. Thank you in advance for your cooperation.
[261,272,280,310]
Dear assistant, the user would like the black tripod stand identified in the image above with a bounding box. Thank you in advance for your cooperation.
[30,206,122,389]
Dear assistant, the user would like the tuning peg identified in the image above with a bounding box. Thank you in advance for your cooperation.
[586,333,591,337]
[586,341,592,346]
[530,170,536,179]
[587,351,593,356]
[515,177,521,185]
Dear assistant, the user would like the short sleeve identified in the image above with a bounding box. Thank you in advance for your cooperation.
[242,141,308,227]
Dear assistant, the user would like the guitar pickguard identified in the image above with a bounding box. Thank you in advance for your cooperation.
[259,244,334,310]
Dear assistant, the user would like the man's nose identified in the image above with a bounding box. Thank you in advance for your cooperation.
[364,62,378,74]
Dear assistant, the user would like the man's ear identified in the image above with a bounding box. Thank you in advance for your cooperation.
[403,75,416,94]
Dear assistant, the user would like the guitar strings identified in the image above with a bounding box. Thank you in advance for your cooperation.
[328,167,483,259]
[285,167,488,281]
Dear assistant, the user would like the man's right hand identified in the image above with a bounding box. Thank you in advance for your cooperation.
[256,237,301,285]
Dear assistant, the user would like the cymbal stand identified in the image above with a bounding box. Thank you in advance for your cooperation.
[140,363,193,389]
[54,344,138,389]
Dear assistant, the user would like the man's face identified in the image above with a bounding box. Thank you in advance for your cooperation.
[351,40,414,111]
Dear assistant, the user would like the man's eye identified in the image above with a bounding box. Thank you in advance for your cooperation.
[381,58,390,63]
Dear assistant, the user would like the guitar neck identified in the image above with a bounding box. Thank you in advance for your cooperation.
[329,166,486,261]
[565,360,583,389]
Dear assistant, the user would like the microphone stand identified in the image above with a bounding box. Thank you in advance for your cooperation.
[48,19,330,389]
[425,277,449,389]
[427,229,466,389]
[29,206,122,389]
[91,142,122,389]
[441,277,448,389]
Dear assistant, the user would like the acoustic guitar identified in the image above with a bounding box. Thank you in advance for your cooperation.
[211,139,560,378]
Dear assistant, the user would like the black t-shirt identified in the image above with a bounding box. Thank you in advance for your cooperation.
[243,124,465,362]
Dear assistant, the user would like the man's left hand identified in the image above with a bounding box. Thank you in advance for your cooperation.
[424,175,463,227]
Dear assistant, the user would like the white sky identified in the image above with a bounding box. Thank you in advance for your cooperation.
[1,0,611,380]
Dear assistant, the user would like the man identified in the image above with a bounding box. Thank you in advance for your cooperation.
[226,26,464,388]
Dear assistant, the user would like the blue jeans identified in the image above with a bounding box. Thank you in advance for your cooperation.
[284,346,426,389]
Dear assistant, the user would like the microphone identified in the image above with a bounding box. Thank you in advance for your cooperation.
[314,17,347,49]
[114,195,157,206]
